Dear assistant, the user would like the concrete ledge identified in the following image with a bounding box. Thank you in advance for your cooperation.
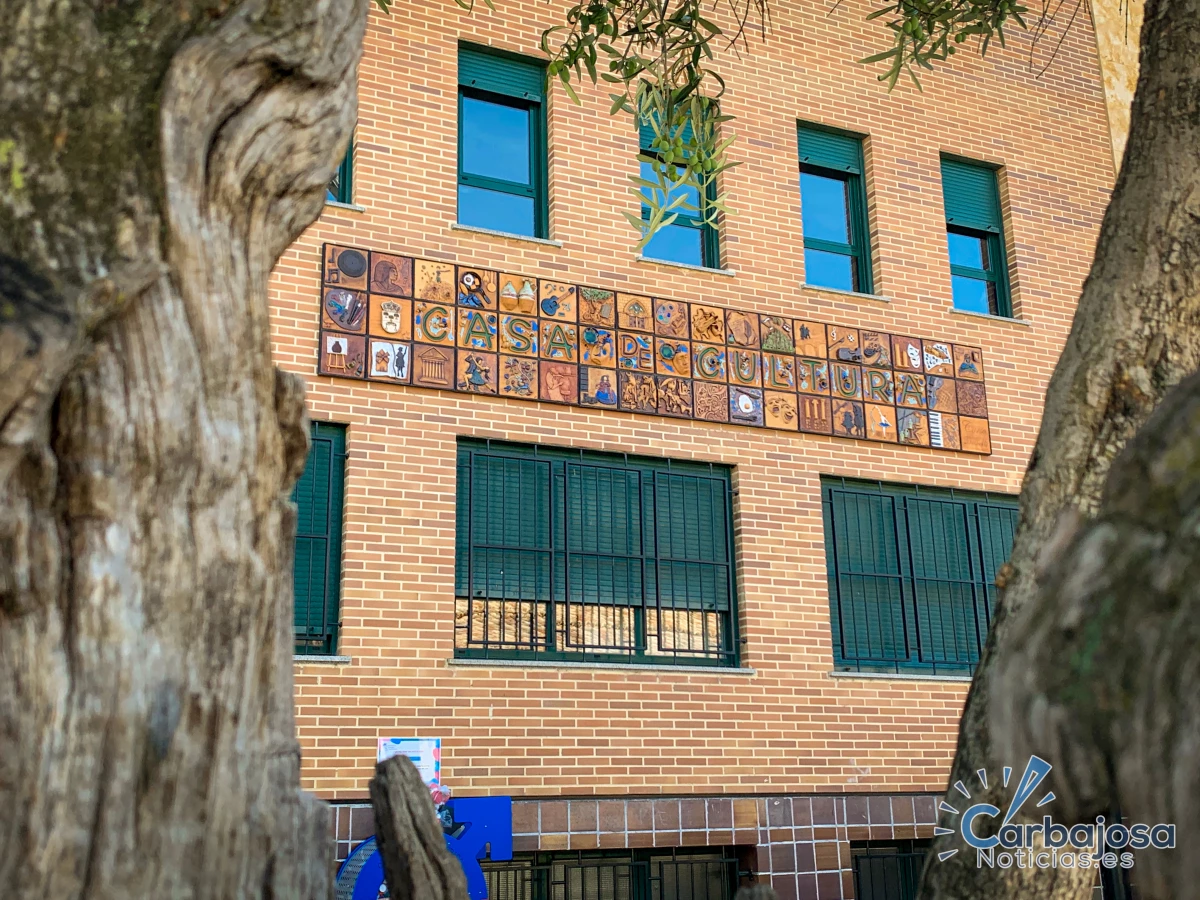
[829,669,972,683]
[448,657,755,675]
[294,654,353,665]
[324,200,367,213]
[452,223,564,248]
[800,282,892,303]
[948,307,1032,326]
[635,255,737,277]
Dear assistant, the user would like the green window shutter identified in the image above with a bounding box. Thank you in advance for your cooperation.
[328,138,353,205]
[292,422,346,655]
[459,44,545,100]
[798,124,863,174]
[940,158,1002,232]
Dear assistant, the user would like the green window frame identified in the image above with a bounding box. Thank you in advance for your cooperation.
[457,44,548,238]
[454,439,738,667]
[798,123,873,294]
[327,137,353,205]
[293,422,347,656]
[941,156,1012,317]
[821,477,1019,676]
[638,119,721,268]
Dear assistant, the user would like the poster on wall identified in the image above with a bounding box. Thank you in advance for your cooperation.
[377,737,448,804]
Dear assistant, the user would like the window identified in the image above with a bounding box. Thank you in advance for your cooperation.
[822,477,1018,676]
[483,849,740,900]
[455,439,737,666]
[852,841,931,900]
[798,124,873,294]
[293,422,347,655]
[458,45,548,238]
[639,118,720,268]
[327,138,354,205]
[941,157,1011,316]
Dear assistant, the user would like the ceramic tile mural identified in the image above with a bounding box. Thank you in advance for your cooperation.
[317,244,995,454]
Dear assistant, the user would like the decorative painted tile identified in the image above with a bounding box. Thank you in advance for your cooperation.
[926,376,958,412]
[794,320,828,358]
[893,336,924,372]
[324,244,368,291]
[579,367,618,408]
[957,381,989,417]
[863,368,894,405]
[861,331,892,368]
[954,345,985,381]
[763,354,796,391]
[540,361,579,404]
[500,355,539,399]
[498,273,538,315]
[691,305,726,344]
[799,395,833,433]
[693,383,729,422]
[411,344,455,389]
[414,260,455,303]
[760,316,795,354]
[654,299,690,338]
[896,372,928,409]
[729,386,764,426]
[923,340,955,376]
[457,351,498,394]
[832,400,866,439]
[617,293,653,332]
[831,363,862,401]
[456,267,497,309]
[657,377,693,418]
[580,326,616,368]
[457,309,499,351]
[540,321,578,362]
[655,339,691,377]
[865,403,897,442]
[369,295,412,339]
[827,325,862,362]
[897,408,931,446]
[413,301,455,346]
[930,411,961,450]
[369,252,413,297]
[320,332,365,379]
[797,358,831,395]
[618,371,658,413]
[728,349,762,387]
[617,332,654,372]
[693,344,728,382]
[322,287,368,333]
[368,340,411,383]
[960,416,991,454]
[578,287,616,327]
[499,315,538,357]
[539,281,577,321]
[726,310,760,348]
[764,391,799,430]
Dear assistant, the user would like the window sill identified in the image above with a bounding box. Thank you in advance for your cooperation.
[799,283,891,304]
[451,223,564,248]
[447,657,755,675]
[324,200,367,213]
[828,669,972,683]
[635,255,736,277]
[294,654,353,665]
[948,307,1031,327]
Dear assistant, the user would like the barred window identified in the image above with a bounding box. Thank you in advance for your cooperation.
[822,477,1018,675]
[482,849,740,900]
[455,439,738,667]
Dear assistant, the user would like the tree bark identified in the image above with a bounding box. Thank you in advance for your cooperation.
[0,2,364,897]
[920,0,1200,896]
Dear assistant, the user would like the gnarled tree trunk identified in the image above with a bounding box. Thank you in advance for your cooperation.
[0,1,365,896]
[920,0,1200,896]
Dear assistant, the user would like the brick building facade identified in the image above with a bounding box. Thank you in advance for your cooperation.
[269,1,1118,896]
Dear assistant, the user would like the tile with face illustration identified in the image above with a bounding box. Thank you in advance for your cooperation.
[860,330,892,368]
[655,338,692,378]
[923,340,955,376]
[827,325,862,363]
[955,345,985,381]
[498,273,539,315]
[457,308,499,351]
[580,326,616,368]
[539,281,577,321]
[324,244,369,291]
[540,361,579,404]
[369,252,414,298]
[760,316,795,354]
[895,372,927,409]
[796,358,830,395]
[456,351,499,395]
[693,382,729,423]
[322,287,368,334]
[762,353,796,391]
[540,320,578,362]
[929,411,962,450]
[799,395,833,434]
[926,376,958,413]
[957,381,989,418]
[960,416,991,454]
[728,349,762,387]
[794,320,828,358]
[413,301,455,346]
[691,305,726,344]
[617,293,653,332]
[893,336,924,373]
[654,299,690,338]
[578,287,616,327]
[897,408,931,447]
[693,344,728,383]
[726,310,760,348]
[764,391,799,431]
[830,363,862,401]
[319,332,366,379]
[414,259,455,303]
[865,403,897,442]
[369,295,412,339]
[832,400,866,439]
[499,355,539,400]
[863,368,894,405]
[455,267,497,309]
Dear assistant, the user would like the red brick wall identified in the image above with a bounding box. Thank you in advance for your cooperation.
[272,0,1115,801]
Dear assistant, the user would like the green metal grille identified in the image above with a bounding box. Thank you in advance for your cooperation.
[482,849,740,900]
[822,477,1018,675]
[455,440,738,666]
[292,422,347,655]
[852,842,930,900]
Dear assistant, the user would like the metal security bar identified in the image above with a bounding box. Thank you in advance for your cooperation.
[822,478,1018,675]
[455,440,738,667]
[482,850,740,900]
[852,844,928,900]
